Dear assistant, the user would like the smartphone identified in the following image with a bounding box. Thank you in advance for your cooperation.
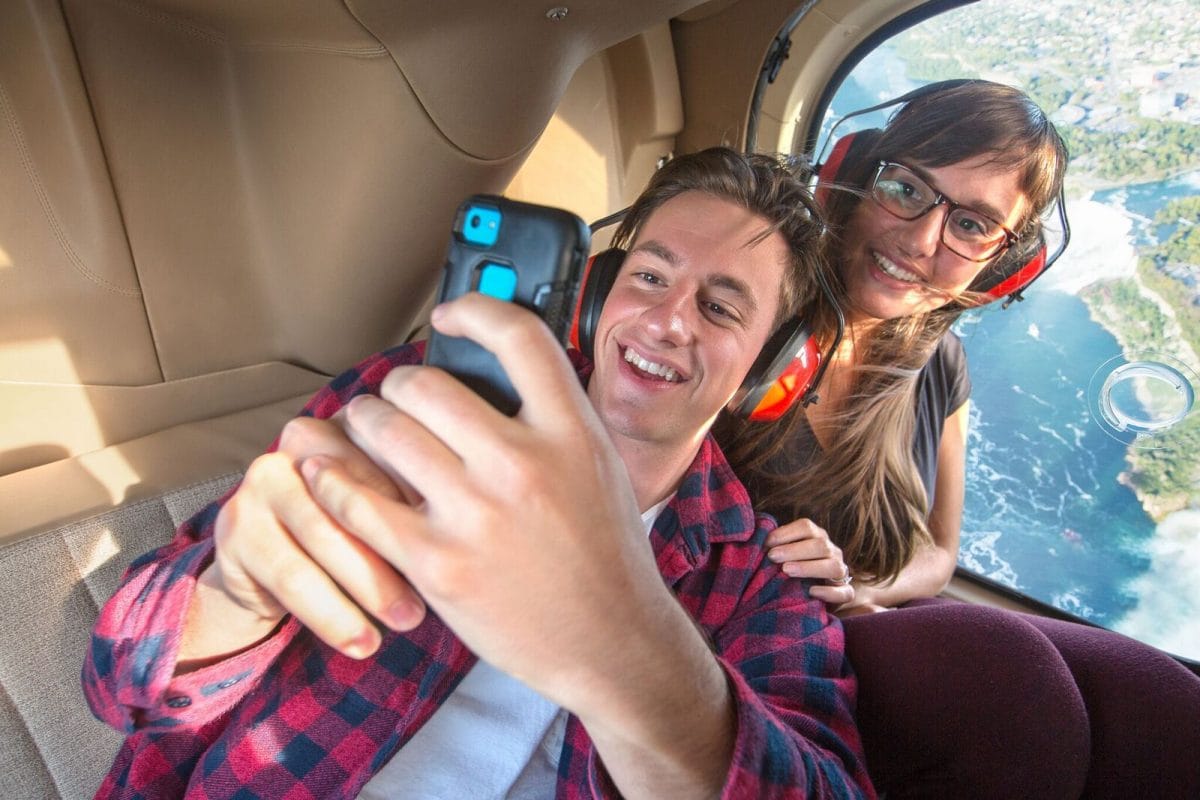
[424,194,591,415]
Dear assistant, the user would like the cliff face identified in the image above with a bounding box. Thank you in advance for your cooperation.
[1118,468,1193,522]
[1081,262,1200,523]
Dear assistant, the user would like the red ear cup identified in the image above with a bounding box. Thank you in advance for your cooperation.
[968,231,1049,300]
[567,257,593,352]
[727,320,822,421]
[815,128,884,208]
[745,331,822,421]
[815,133,860,206]
[571,248,625,359]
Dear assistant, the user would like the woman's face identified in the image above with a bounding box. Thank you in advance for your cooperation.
[839,154,1030,324]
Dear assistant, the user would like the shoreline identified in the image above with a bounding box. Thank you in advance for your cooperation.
[1080,282,1198,523]
[1116,470,1191,522]
[1071,164,1200,199]
[1068,190,1200,523]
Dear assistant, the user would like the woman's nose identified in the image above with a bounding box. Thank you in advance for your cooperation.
[899,205,946,257]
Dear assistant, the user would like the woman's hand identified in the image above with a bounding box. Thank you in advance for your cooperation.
[765,518,856,606]
[836,602,889,618]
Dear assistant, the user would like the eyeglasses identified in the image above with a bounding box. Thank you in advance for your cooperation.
[868,161,1016,262]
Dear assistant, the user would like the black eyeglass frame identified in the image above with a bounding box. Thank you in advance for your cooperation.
[868,160,1018,262]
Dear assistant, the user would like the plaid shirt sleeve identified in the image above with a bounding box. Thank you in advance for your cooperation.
[562,519,874,799]
[711,519,873,798]
[81,344,426,734]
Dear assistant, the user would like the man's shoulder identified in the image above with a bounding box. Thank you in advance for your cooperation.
[566,347,594,382]
[373,340,429,371]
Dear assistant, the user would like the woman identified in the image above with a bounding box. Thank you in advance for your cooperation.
[718,81,1200,798]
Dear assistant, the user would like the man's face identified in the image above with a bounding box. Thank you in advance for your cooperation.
[586,191,788,452]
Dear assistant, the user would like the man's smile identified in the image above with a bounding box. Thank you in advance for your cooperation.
[622,346,684,383]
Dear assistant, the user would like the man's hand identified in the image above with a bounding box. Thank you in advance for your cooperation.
[303,294,735,796]
[180,413,427,669]
[302,293,665,709]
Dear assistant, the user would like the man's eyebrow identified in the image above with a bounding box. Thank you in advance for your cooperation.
[708,274,758,315]
[628,239,678,265]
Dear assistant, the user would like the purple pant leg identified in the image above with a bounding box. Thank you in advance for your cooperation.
[1019,614,1200,799]
[843,601,1090,799]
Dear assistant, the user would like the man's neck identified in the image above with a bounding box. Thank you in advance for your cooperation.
[613,434,706,514]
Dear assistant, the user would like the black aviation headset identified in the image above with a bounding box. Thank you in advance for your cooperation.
[568,209,843,422]
[814,78,1071,307]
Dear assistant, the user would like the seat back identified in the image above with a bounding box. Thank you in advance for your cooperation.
[0,472,238,799]
[0,2,693,795]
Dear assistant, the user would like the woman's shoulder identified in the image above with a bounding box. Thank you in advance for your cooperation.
[926,331,969,385]
[932,330,966,368]
[917,331,972,414]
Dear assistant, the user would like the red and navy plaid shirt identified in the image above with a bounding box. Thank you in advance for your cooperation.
[84,343,875,799]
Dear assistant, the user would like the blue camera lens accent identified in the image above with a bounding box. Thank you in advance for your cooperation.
[462,204,502,246]
[478,263,517,301]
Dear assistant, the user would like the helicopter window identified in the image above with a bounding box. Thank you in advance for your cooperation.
[809,0,1200,663]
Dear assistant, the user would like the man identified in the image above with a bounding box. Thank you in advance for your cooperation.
[84,148,874,799]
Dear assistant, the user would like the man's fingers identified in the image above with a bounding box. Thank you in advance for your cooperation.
[301,455,433,594]
[221,452,423,659]
[427,294,592,425]
[273,457,426,633]
[219,473,382,658]
[278,415,406,502]
[339,393,470,515]
[251,543,384,659]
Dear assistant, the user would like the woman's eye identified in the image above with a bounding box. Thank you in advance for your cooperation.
[882,178,924,207]
[952,213,991,238]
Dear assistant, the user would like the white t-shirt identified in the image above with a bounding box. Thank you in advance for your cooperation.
[358,498,671,799]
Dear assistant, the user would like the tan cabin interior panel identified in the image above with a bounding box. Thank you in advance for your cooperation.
[0,0,159,390]
[1,0,704,524]
[505,24,685,230]
[0,3,709,795]
[670,0,927,154]
[757,0,929,153]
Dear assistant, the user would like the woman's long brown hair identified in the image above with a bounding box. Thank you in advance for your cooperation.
[717,81,1068,582]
